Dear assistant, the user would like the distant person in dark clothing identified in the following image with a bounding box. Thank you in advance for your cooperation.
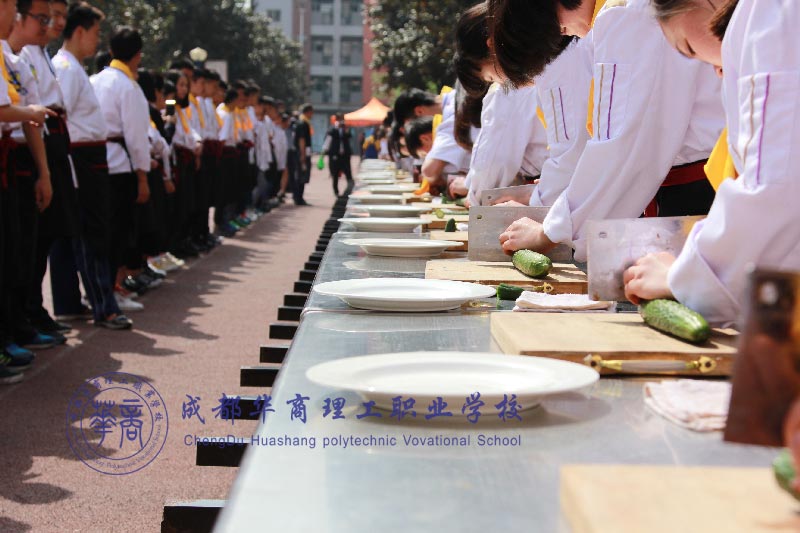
[293,103,313,206]
[323,113,353,197]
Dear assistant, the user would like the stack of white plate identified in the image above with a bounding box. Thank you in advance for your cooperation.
[338,217,425,232]
[349,204,432,217]
[342,238,460,257]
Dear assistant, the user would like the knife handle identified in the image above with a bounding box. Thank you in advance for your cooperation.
[584,355,717,374]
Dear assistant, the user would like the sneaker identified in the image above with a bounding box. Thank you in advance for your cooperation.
[144,265,166,280]
[147,257,172,274]
[164,253,185,269]
[122,275,148,296]
[114,292,144,312]
[0,366,24,384]
[135,272,162,289]
[34,314,72,333]
[45,330,68,345]
[21,333,57,350]
[228,220,243,230]
[2,344,35,371]
[94,314,133,330]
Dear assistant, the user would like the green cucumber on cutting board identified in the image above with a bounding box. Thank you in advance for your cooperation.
[639,299,711,344]
[512,250,552,278]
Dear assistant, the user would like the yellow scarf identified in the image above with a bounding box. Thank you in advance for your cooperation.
[109,59,135,80]
[704,128,737,190]
[586,0,610,136]
[175,105,190,134]
[215,108,223,128]
[431,85,453,138]
[189,94,206,128]
[0,53,21,105]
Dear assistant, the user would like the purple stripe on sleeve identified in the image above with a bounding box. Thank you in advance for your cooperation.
[558,87,569,141]
[755,73,770,185]
[606,64,617,140]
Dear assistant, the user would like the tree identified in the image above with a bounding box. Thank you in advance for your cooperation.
[368,0,474,94]
[91,0,307,106]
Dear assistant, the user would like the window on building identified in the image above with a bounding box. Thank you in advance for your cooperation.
[339,77,362,105]
[340,37,362,67]
[340,0,362,25]
[311,36,333,66]
[311,0,334,25]
[310,76,333,104]
[265,9,281,22]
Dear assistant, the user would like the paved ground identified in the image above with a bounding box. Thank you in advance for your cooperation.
[0,162,347,532]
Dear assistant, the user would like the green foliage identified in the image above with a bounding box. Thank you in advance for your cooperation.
[368,0,474,93]
[91,0,306,106]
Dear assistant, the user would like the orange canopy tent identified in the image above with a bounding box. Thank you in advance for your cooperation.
[344,97,390,127]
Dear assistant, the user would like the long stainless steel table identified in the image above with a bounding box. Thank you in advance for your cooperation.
[214,311,775,532]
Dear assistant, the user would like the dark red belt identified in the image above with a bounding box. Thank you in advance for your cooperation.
[644,159,708,218]
[71,140,107,148]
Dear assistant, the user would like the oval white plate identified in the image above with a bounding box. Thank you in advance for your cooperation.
[349,194,405,205]
[313,278,496,311]
[342,238,461,258]
[350,204,432,217]
[367,184,419,194]
[338,217,425,233]
[306,351,599,413]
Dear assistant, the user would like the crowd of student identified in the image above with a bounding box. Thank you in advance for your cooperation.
[384,0,798,457]
[0,0,320,384]
[387,0,797,327]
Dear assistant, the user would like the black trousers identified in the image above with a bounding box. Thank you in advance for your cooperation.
[109,172,141,272]
[329,154,353,196]
[655,179,717,217]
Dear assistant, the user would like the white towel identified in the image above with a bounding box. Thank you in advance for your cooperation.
[644,379,731,432]
[513,292,615,312]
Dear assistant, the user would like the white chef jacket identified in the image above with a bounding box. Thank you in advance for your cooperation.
[217,103,237,147]
[187,95,208,140]
[2,42,41,141]
[91,66,151,174]
[0,55,12,109]
[201,96,220,140]
[172,104,201,150]
[148,121,172,181]
[424,90,471,173]
[465,84,547,206]
[20,45,64,109]
[530,39,593,207]
[52,49,107,143]
[541,0,724,260]
[668,0,800,326]
[272,123,288,171]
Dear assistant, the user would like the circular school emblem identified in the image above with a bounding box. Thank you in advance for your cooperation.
[65,372,169,475]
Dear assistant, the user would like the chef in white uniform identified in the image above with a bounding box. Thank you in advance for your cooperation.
[421,89,471,184]
[496,0,724,261]
[624,0,800,326]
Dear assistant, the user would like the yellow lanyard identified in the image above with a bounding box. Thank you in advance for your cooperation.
[189,94,206,128]
[0,53,21,105]
[586,0,610,137]
[175,105,190,134]
[109,59,135,80]
[704,128,737,190]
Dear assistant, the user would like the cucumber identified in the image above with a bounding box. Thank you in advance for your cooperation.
[512,250,552,278]
[433,208,445,219]
[444,218,457,232]
[496,283,525,300]
[639,299,711,343]
[774,449,800,502]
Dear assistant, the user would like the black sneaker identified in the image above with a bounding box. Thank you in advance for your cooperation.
[33,314,72,334]
[94,315,133,330]
[55,305,92,322]
[0,366,24,385]
[2,344,35,372]
[122,275,148,296]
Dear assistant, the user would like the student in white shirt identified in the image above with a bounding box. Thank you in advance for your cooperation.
[624,0,800,325]
[90,27,151,291]
[52,2,131,329]
[273,112,290,200]
[215,86,242,236]
[492,0,723,262]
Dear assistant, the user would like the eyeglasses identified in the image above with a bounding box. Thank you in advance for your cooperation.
[24,13,52,26]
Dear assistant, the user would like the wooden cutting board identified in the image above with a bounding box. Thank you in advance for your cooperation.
[429,231,468,250]
[421,213,470,229]
[561,465,800,533]
[491,313,738,375]
[425,258,587,294]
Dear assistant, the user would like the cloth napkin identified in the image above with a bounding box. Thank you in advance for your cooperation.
[513,292,615,312]
[644,379,731,432]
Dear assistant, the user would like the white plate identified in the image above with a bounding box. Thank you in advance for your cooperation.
[349,194,405,205]
[312,278,496,311]
[306,351,599,412]
[367,184,419,194]
[338,217,425,233]
[350,204,432,217]
[343,238,461,258]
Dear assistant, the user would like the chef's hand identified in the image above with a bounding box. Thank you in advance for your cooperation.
[498,217,555,254]
[494,200,526,207]
[623,252,676,304]
[34,171,52,211]
[448,177,467,198]
[27,105,57,127]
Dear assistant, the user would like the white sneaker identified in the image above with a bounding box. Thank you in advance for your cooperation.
[115,292,144,312]
[147,258,170,276]
[165,253,185,269]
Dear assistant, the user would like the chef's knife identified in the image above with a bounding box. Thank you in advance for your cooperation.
[586,216,703,301]
[480,184,537,206]
[467,206,573,262]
